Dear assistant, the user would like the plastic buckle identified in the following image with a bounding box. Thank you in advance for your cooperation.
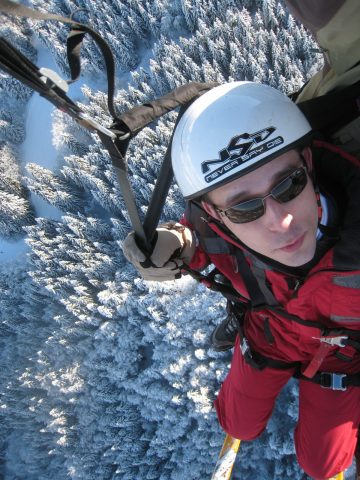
[320,372,347,391]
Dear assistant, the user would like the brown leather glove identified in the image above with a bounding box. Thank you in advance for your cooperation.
[122,222,195,281]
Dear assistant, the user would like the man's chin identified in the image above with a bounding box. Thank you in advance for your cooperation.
[275,246,316,267]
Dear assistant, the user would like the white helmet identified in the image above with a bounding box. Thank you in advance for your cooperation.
[171,81,312,200]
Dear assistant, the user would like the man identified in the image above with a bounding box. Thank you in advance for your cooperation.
[123,82,360,480]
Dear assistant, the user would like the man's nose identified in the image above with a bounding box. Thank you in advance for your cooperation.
[262,196,293,232]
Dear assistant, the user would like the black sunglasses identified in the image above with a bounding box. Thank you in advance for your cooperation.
[215,166,308,224]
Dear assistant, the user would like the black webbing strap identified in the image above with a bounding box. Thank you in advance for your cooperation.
[181,264,248,303]
[245,259,278,307]
[0,37,81,115]
[95,131,147,241]
[142,147,173,243]
[320,326,360,340]
[233,249,268,309]
[347,338,360,352]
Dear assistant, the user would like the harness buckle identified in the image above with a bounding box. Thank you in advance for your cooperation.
[312,336,348,347]
[39,67,69,93]
[320,372,347,391]
[240,337,251,358]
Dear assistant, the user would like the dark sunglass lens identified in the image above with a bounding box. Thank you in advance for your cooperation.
[222,168,307,224]
[272,168,307,203]
[226,198,264,224]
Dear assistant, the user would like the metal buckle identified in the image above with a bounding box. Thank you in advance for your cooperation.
[39,67,69,93]
[312,336,348,347]
[240,337,251,358]
[320,372,347,391]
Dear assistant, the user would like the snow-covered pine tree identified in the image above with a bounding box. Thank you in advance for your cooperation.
[0,15,36,101]
[0,190,34,238]
[26,163,87,214]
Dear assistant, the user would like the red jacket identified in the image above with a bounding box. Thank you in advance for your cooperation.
[183,140,360,377]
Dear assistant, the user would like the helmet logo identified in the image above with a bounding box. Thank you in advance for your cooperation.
[201,127,284,183]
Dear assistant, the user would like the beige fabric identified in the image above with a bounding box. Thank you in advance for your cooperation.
[316,0,360,75]
[122,223,195,281]
[296,65,360,101]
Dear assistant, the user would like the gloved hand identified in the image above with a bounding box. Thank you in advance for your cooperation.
[122,222,196,281]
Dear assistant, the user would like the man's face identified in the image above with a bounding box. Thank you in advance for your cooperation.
[203,148,319,267]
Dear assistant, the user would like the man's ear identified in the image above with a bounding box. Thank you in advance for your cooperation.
[201,199,223,222]
[301,146,313,173]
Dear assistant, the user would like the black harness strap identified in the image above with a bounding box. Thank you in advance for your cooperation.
[185,200,360,385]
[243,256,279,307]
[236,317,360,384]
[181,264,248,303]
[347,338,360,350]
[233,249,268,309]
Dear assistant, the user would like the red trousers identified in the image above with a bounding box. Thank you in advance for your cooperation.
[215,338,360,479]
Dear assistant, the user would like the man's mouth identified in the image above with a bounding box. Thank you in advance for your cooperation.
[279,233,306,253]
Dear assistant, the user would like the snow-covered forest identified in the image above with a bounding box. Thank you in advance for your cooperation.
[0,1,329,479]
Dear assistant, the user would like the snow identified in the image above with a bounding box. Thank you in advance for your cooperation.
[0,237,28,263]
[22,45,58,172]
